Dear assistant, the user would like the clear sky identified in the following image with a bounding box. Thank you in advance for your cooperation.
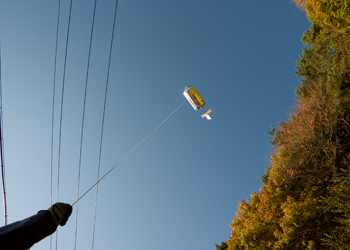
[0,1,310,249]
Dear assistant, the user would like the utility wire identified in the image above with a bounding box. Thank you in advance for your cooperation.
[72,99,186,207]
[91,1,118,249]
[0,44,7,226]
[57,0,73,207]
[56,0,73,249]
[50,1,61,249]
[51,0,61,209]
[74,0,98,249]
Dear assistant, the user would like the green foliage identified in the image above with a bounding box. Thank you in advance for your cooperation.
[322,173,350,249]
[260,166,271,185]
[226,1,350,249]
[302,23,324,45]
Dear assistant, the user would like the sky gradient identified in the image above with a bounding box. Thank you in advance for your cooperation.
[0,1,310,249]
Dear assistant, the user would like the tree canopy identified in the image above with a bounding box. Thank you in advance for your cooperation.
[223,1,350,249]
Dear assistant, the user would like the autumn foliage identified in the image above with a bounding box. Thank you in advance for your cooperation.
[293,0,350,32]
[224,1,350,249]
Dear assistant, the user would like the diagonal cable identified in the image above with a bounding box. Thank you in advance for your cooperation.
[72,99,186,207]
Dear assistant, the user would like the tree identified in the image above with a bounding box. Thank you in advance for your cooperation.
[322,172,350,249]
[226,1,350,249]
[215,242,228,250]
[293,0,350,32]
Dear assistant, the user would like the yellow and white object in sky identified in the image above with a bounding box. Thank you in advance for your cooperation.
[183,86,212,120]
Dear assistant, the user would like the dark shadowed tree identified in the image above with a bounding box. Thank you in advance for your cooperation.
[215,242,228,250]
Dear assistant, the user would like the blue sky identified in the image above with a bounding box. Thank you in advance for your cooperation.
[0,0,310,249]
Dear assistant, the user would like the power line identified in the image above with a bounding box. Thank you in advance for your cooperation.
[91,1,119,249]
[74,0,98,249]
[50,1,61,249]
[57,0,73,206]
[56,0,73,249]
[0,44,7,226]
[51,0,61,208]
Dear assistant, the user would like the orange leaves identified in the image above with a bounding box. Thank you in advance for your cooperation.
[228,78,345,248]
[269,88,339,189]
[227,3,350,247]
[228,190,283,249]
[293,0,307,9]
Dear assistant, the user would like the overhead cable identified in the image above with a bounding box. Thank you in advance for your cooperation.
[50,0,61,249]
[74,0,98,249]
[56,0,74,249]
[0,44,7,226]
[92,1,119,249]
